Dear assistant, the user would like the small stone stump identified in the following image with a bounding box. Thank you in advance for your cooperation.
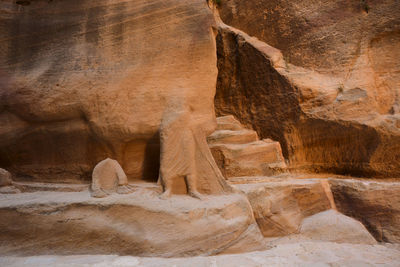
[0,168,21,194]
[91,158,132,198]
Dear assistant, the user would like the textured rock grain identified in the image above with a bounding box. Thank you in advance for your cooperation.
[214,20,400,177]
[0,0,218,183]
[0,188,265,257]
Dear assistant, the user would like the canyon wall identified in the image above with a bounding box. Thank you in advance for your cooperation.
[1,0,399,180]
[0,0,218,182]
[214,0,400,177]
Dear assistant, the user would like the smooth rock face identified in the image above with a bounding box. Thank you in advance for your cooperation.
[235,179,333,237]
[329,179,400,243]
[300,210,377,244]
[0,0,218,183]
[0,188,265,257]
[214,22,400,177]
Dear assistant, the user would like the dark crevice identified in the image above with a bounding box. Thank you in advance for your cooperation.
[16,1,30,6]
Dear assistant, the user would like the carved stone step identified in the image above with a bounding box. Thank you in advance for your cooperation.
[209,140,286,177]
[209,116,287,178]
[216,115,244,131]
[207,130,258,145]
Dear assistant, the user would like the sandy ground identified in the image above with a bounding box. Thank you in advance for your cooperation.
[1,241,399,267]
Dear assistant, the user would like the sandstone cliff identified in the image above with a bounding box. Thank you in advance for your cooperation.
[214,0,400,177]
[0,0,218,182]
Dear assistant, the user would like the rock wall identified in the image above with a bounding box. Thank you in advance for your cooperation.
[0,0,218,182]
[213,1,400,177]
[218,0,400,88]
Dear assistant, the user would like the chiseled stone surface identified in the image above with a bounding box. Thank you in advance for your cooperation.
[1,242,399,266]
[208,116,287,178]
[210,140,286,178]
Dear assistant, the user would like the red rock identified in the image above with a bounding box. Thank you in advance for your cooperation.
[0,0,220,185]
[213,2,400,177]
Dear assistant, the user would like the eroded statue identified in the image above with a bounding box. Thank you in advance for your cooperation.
[158,100,232,198]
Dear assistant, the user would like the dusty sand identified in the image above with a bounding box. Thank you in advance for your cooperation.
[1,241,399,267]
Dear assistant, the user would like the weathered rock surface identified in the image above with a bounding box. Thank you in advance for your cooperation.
[213,3,400,177]
[0,186,265,257]
[0,168,12,187]
[2,242,399,267]
[158,111,232,197]
[208,116,286,178]
[218,0,400,78]
[0,0,219,183]
[0,168,20,194]
[91,158,130,198]
[329,178,400,243]
[234,178,334,237]
[299,210,377,244]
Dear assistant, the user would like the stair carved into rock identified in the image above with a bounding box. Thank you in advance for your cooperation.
[208,115,287,179]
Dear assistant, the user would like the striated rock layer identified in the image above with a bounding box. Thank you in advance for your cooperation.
[329,178,400,243]
[0,187,265,257]
[213,1,400,177]
[0,0,218,183]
